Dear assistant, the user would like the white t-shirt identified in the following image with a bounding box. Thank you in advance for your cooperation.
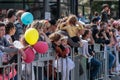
[81,39,91,58]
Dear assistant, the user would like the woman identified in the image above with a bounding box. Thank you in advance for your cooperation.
[82,29,101,80]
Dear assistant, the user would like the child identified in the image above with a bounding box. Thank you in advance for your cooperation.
[5,22,16,43]
[49,33,75,80]
[0,63,16,80]
[60,15,83,42]
[60,36,70,56]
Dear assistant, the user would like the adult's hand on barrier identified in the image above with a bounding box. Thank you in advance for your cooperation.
[83,54,89,58]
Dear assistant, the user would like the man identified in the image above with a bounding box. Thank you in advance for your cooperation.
[101,4,110,23]
[14,10,25,40]
[5,9,16,41]
[6,9,16,23]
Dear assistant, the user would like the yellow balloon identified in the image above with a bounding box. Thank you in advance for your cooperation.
[25,28,39,45]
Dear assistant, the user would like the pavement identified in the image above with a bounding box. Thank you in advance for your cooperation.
[111,75,120,80]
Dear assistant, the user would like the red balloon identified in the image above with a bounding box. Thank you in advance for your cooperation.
[33,41,49,54]
[24,47,35,63]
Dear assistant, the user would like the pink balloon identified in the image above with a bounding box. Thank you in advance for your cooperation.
[24,47,35,63]
[33,41,49,54]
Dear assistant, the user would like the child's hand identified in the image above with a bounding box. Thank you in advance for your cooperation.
[11,63,16,68]
[92,51,95,56]
[22,45,31,50]
[19,49,26,60]
[79,41,83,47]
[83,55,89,58]
[39,29,44,35]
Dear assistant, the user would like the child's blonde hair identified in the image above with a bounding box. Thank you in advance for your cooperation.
[67,15,77,25]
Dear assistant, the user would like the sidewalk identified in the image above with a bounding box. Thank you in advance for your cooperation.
[111,75,120,80]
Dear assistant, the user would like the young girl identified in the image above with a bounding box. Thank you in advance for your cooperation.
[82,29,101,80]
[49,33,75,80]
[5,22,16,43]
[0,63,16,80]
[60,15,83,42]
[60,36,70,56]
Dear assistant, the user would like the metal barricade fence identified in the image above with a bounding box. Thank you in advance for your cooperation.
[0,52,18,80]
[0,44,111,80]
[115,50,120,75]
[93,44,105,80]
[17,48,87,80]
[93,44,109,80]
[21,48,56,80]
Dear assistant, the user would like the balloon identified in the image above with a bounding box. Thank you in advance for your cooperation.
[33,41,49,54]
[21,12,33,25]
[24,47,35,63]
[25,28,39,45]
[13,40,24,49]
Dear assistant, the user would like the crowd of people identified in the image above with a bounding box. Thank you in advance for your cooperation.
[0,3,120,80]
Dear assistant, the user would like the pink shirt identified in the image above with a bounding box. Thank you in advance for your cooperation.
[0,69,16,80]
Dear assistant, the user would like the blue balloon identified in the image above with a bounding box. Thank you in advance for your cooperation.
[21,12,33,25]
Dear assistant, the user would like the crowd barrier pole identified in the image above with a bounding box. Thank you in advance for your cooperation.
[70,48,74,80]
[17,52,22,80]
[115,50,120,75]
[104,45,109,80]
[93,44,108,80]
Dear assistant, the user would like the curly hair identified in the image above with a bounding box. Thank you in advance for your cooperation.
[5,22,15,34]
[49,33,61,42]
[67,15,77,26]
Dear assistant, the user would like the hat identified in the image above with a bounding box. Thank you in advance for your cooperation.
[102,4,109,9]
[60,36,68,40]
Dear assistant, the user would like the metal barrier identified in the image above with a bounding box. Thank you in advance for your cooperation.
[21,48,56,80]
[0,43,117,80]
[93,44,106,80]
[0,53,18,80]
[0,48,87,80]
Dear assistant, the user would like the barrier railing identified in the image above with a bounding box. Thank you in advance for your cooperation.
[0,43,118,80]
[93,44,108,80]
